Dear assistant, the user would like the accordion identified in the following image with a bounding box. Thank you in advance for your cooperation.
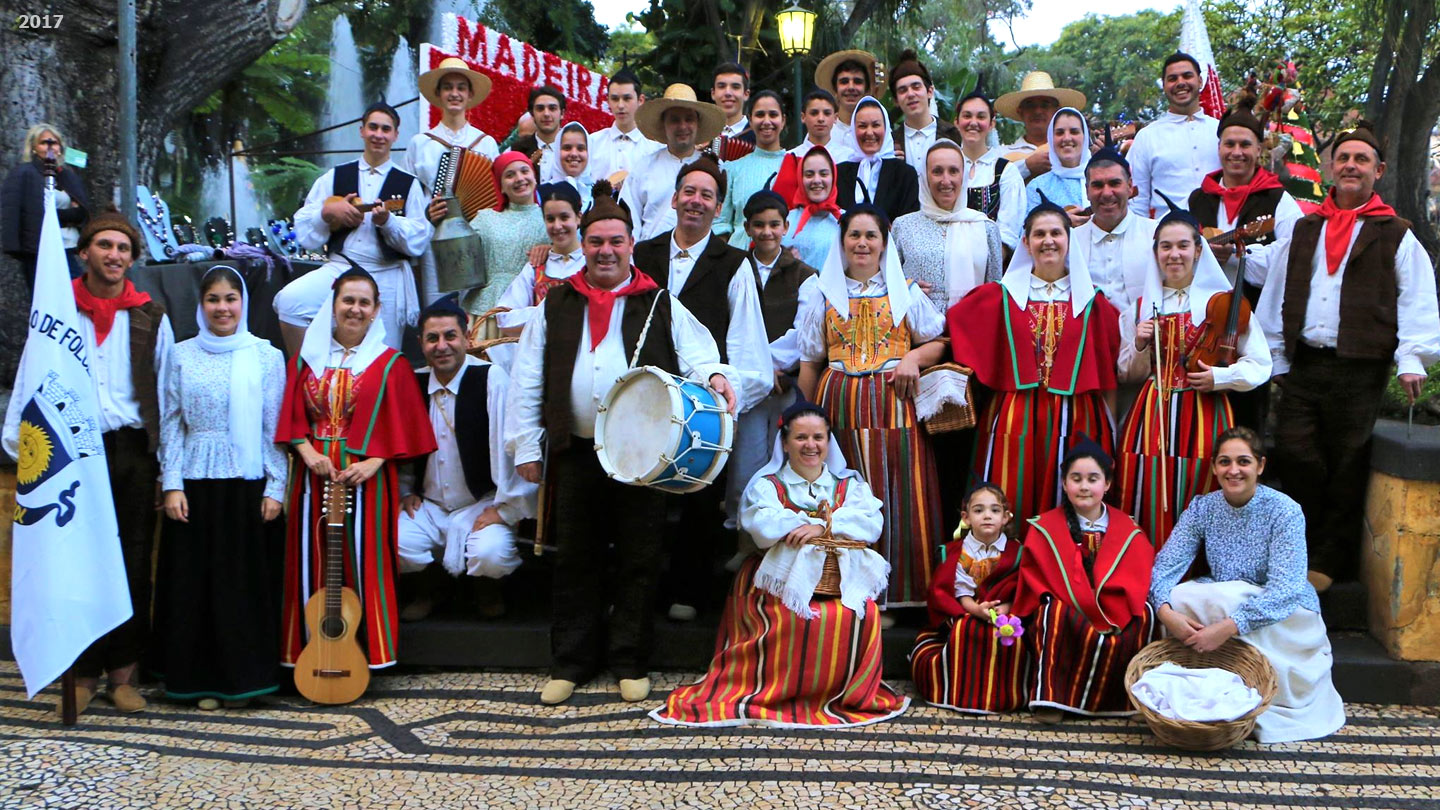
[433,146,500,220]
[703,131,757,162]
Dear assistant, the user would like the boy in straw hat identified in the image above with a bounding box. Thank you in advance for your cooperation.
[994,71,1086,183]
[405,56,499,305]
[815,49,884,145]
[620,83,725,241]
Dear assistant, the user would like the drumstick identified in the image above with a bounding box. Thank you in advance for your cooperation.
[1151,306,1169,515]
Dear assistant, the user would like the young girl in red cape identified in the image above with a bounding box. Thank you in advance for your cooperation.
[277,269,436,670]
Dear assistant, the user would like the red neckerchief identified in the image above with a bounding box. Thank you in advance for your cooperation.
[1198,167,1285,224]
[72,277,152,346]
[790,147,842,236]
[567,268,660,350]
[1316,190,1396,274]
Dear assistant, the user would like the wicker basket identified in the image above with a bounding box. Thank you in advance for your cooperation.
[469,336,518,362]
[802,500,868,597]
[918,363,976,434]
[1124,638,1279,751]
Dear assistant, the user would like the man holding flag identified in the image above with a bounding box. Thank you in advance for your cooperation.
[3,197,172,717]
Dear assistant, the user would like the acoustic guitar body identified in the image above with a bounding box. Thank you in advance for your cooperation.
[294,586,371,705]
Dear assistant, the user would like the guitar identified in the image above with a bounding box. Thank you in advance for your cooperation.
[1203,215,1274,245]
[324,195,406,215]
[293,480,371,705]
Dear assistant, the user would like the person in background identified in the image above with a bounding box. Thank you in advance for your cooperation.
[3,123,90,287]
[543,122,596,210]
[835,97,920,221]
[814,50,883,147]
[495,182,586,335]
[714,90,788,248]
[953,87,1025,252]
[1127,53,1221,218]
[510,86,567,179]
[889,50,962,176]
[621,84,724,241]
[588,69,658,190]
[788,88,854,164]
[781,146,843,271]
[464,152,547,319]
[1023,108,1091,221]
[993,72,1085,184]
[711,62,752,138]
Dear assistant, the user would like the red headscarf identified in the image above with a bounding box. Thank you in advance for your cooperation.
[789,146,843,236]
[491,150,534,210]
[1315,189,1396,274]
[72,277,152,346]
[567,267,660,350]
[1198,167,1285,224]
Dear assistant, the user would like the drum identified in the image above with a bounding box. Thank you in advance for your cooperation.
[594,366,734,494]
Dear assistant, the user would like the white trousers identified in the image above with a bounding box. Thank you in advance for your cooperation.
[273,258,419,351]
[396,498,521,579]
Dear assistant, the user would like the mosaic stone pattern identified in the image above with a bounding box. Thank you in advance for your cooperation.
[1,662,1437,809]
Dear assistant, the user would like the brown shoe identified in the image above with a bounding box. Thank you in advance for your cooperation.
[55,685,96,719]
[400,594,436,622]
[1033,707,1064,725]
[475,577,506,619]
[108,684,148,713]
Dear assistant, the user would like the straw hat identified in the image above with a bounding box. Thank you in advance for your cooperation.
[420,57,492,109]
[994,71,1085,121]
[815,49,887,101]
[635,84,726,144]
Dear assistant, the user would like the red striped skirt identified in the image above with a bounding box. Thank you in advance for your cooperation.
[1025,595,1157,715]
[910,614,1028,714]
[280,443,402,669]
[652,558,909,728]
[972,389,1114,526]
[1116,382,1233,548]
[816,367,943,608]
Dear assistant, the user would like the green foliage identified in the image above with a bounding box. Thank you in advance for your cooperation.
[1382,363,1440,424]
[248,157,326,212]
[481,0,610,62]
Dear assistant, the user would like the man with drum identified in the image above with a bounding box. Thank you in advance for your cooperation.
[506,191,740,706]
[632,157,773,623]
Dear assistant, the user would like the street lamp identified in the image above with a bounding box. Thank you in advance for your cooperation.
[776,4,816,144]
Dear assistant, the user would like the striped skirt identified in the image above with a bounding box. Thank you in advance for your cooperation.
[652,557,909,728]
[816,368,943,608]
[972,389,1114,526]
[1116,383,1234,548]
[910,614,1028,714]
[280,447,403,670]
[1026,595,1157,716]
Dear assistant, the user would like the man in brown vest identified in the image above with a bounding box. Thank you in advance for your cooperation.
[1256,123,1440,592]
[506,191,738,706]
[34,211,172,715]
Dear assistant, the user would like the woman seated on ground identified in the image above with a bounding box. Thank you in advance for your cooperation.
[998,438,1158,722]
[1148,426,1346,743]
[652,399,909,728]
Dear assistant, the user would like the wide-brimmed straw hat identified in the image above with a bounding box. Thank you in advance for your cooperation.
[994,71,1085,121]
[815,49,887,101]
[420,57,492,109]
[635,84,725,143]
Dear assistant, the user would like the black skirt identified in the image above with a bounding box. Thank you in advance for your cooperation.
[153,478,284,700]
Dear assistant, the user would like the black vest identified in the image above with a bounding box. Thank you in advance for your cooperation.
[967,157,1009,220]
[413,362,495,502]
[1187,185,1286,249]
[326,161,415,261]
[632,232,746,363]
[751,252,816,343]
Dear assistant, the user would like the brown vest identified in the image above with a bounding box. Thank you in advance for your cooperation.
[753,252,816,343]
[1186,186,1286,248]
[1281,214,1408,362]
[127,300,166,453]
[632,232,746,363]
[541,283,680,452]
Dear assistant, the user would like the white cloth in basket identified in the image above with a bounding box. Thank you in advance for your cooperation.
[1131,662,1261,723]
[914,365,970,422]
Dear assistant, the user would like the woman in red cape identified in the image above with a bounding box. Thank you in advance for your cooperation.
[277,270,436,670]
[947,198,1121,524]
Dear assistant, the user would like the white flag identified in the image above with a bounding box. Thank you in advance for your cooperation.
[4,183,130,698]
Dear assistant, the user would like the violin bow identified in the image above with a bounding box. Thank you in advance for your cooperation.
[1151,304,1170,514]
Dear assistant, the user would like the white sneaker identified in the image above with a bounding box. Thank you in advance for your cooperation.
[668,603,698,622]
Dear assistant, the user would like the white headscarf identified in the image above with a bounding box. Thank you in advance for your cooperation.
[1046,107,1091,182]
[917,138,991,308]
[1138,219,1231,324]
[840,96,896,205]
[817,210,913,325]
[193,267,266,480]
[544,121,593,185]
[1001,209,1098,311]
[300,271,391,376]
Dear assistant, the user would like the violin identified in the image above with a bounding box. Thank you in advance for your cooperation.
[1185,228,1255,372]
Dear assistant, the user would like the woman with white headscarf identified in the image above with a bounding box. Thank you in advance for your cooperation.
[276,268,437,672]
[947,195,1124,524]
[652,398,909,728]
[543,121,596,210]
[834,96,920,222]
[155,266,287,709]
[797,206,947,614]
[1023,107,1091,220]
[1115,203,1272,547]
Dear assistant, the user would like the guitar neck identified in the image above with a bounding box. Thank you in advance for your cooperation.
[325,519,345,615]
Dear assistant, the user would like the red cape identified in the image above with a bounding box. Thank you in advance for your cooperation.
[946,283,1120,396]
[1010,505,1153,631]
[277,348,437,460]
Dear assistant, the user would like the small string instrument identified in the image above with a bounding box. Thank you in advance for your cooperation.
[1186,222,1259,372]
[324,195,406,215]
[1201,215,1273,245]
[293,480,371,705]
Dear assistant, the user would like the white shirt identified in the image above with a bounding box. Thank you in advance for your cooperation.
[799,275,945,368]
[961,152,1027,249]
[403,122,500,195]
[831,118,852,147]
[531,131,560,180]
[789,136,854,164]
[1072,213,1159,310]
[4,309,174,459]
[666,232,776,412]
[505,275,738,466]
[619,146,700,241]
[494,249,584,330]
[587,124,661,180]
[722,116,750,138]
[1257,220,1440,376]
[901,117,938,177]
[1127,111,1222,219]
[1205,183,1304,288]
[1117,284,1272,392]
[293,159,433,271]
[1000,137,1043,180]
[748,252,823,372]
[1028,272,1072,304]
[953,533,1009,600]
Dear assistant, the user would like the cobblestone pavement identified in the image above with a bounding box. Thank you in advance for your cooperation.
[1,662,1436,810]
